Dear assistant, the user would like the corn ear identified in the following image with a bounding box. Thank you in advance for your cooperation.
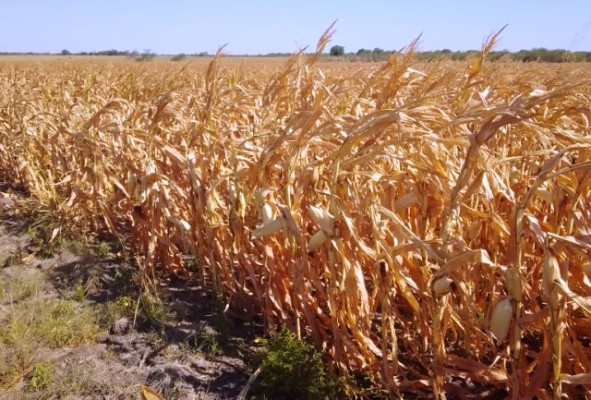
[307,229,330,253]
[260,203,274,224]
[308,205,335,236]
[252,218,283,238]
[490,297,513,346]
[432,276,455,297]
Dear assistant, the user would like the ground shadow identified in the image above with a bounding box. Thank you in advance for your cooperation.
[44,250,263,399]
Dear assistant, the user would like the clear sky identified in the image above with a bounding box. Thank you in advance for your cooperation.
[1,1,590,54]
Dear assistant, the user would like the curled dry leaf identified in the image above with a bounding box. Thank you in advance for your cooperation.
[140,384,165,400]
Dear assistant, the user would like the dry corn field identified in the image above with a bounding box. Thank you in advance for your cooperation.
[1,31,591,399]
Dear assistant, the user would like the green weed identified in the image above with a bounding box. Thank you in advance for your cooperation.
[194,329,220,356]
[37,299,97,347]
[71,282,86,302]
[94,241,112,258]
[100,295,136,327]
[0,270,45,304]
[251,328,338,400]
[0,275,97,390]
[28,362,54,392]
[140,295,172,327]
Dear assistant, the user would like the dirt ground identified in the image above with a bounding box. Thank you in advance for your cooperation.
[0,191,261,400]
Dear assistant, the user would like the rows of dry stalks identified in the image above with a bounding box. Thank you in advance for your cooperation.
[1,38,591,398]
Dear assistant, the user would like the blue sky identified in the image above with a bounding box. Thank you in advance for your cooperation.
[1,1,590,54]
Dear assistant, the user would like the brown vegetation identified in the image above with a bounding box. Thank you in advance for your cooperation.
[1,27,591,398]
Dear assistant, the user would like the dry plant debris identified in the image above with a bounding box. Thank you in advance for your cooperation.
[1,27,591,398]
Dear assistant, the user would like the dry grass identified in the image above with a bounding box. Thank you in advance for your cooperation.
[1,28,591,398]
[0,268,98,393]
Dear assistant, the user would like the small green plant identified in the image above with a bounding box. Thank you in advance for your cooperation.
[1,316,35,375]
[26,209,64,256]
[72,282,86,301]
[26,359,107,398]
[38,299,98,347]
[1,297,97,348]
[28,361,54,392]
[103,295,136,324]
[0,271,98,390]
[140,295,171,326]
[101,293,171,330]
[194,329,220,356]
[251,328,338,400]
[94,241,112,258]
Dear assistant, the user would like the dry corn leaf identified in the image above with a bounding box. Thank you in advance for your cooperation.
[140,384,165,400]
[560,373,591,385]
[2,33,590,399]
[445,354,508,385]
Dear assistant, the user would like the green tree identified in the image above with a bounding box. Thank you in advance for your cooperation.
[61,49,71,56]
[330,45,345,57]
[171,53,187,61]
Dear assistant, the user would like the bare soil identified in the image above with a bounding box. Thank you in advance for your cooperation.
[0,191,261,400]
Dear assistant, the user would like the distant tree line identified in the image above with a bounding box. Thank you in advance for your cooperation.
[414,48,591,62]
[57,49,211,57]
[0,49,210,59]
[328,45,591,63]
[60,49,134,56]
[2,47,590,63]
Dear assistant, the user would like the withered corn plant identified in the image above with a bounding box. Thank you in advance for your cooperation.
[1,27,591,398]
